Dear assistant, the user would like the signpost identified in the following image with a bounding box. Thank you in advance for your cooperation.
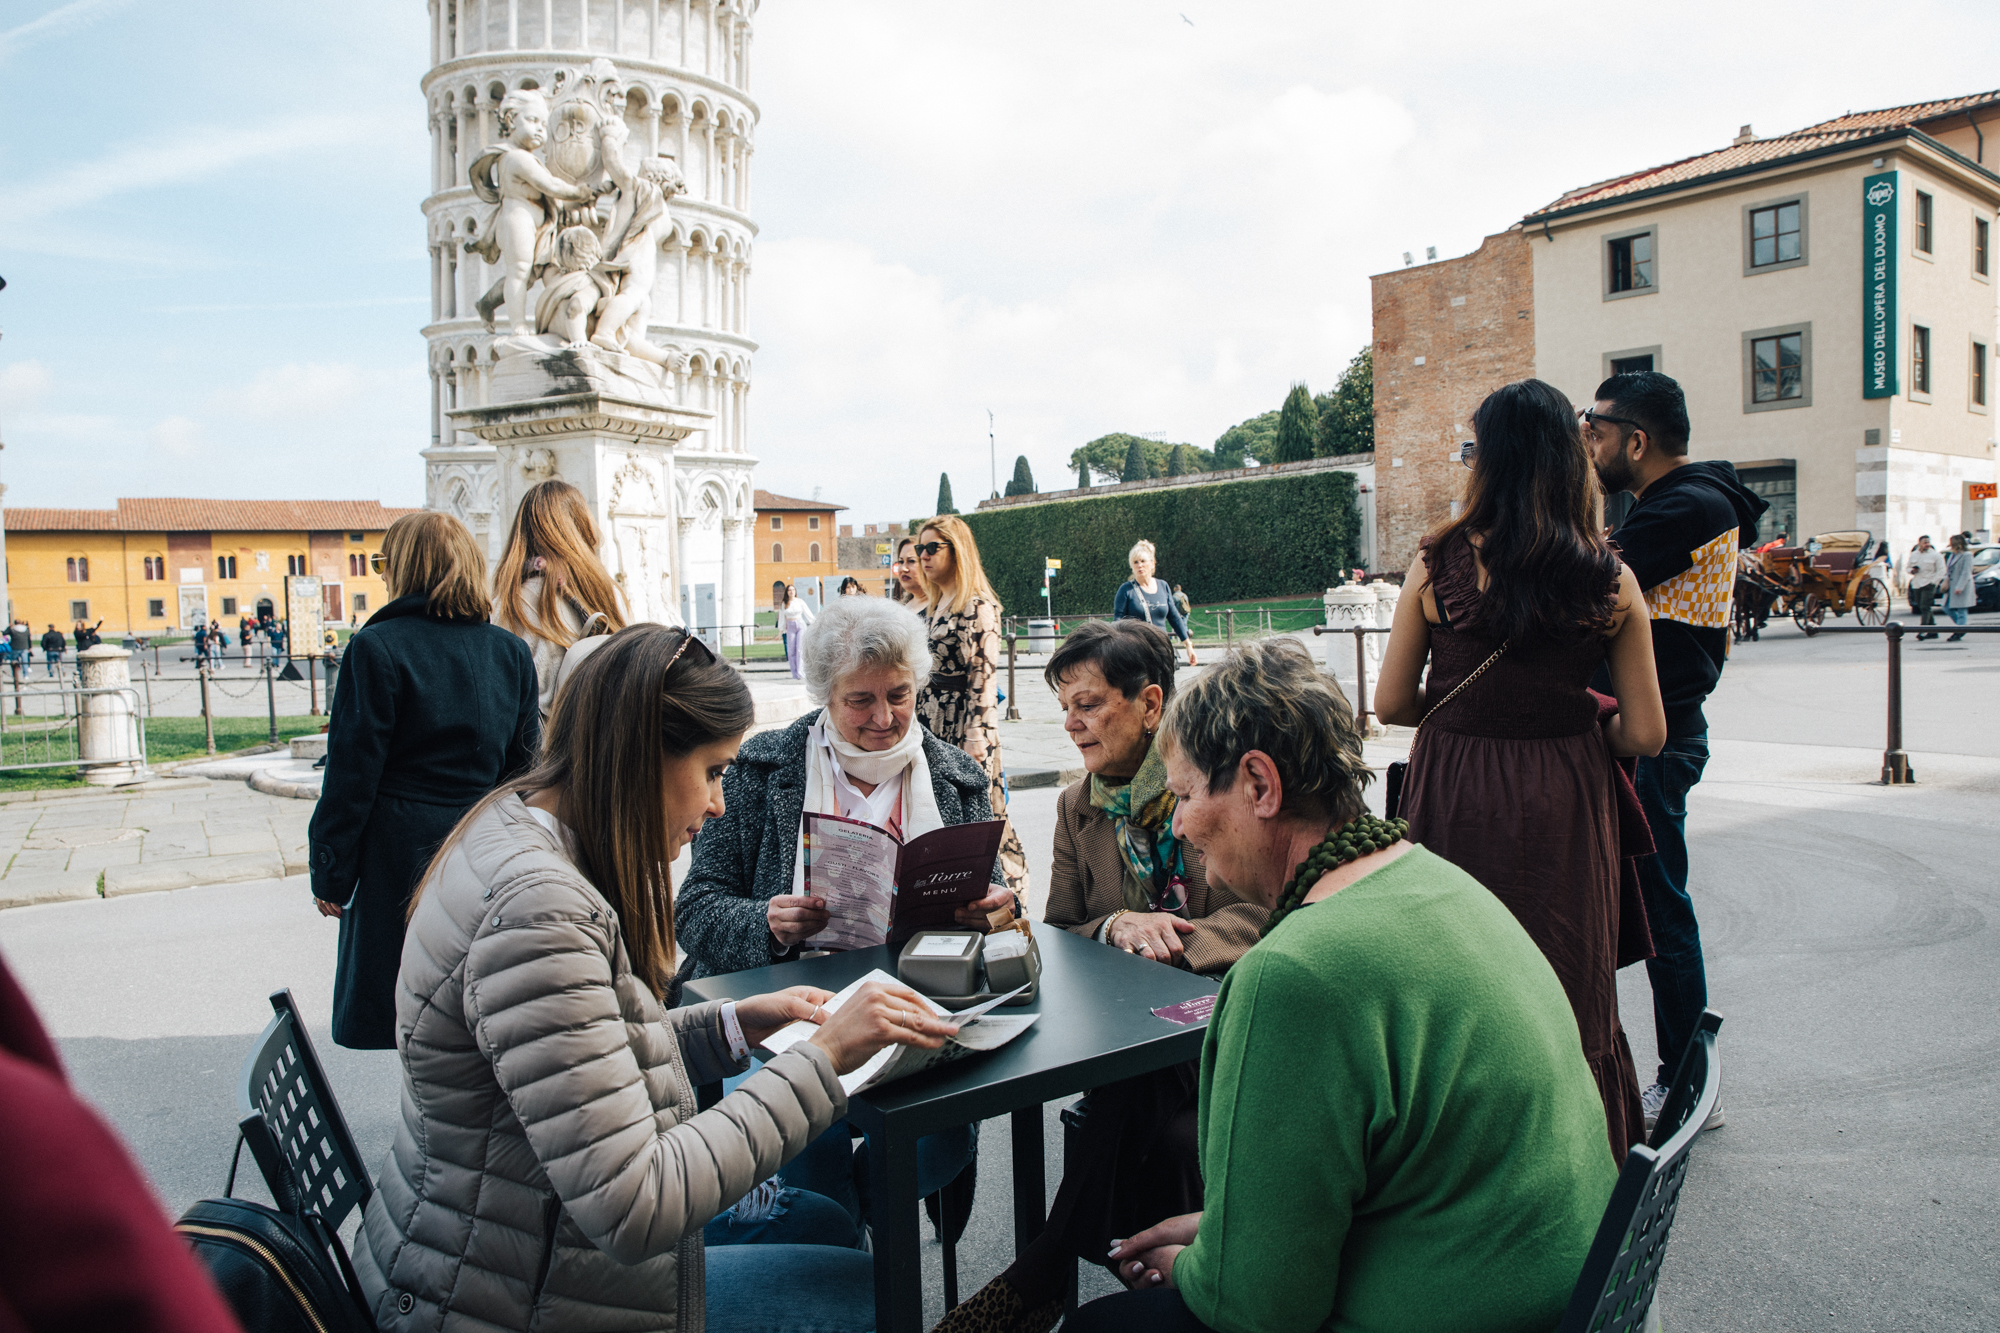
[1862,171,1899,399]
[1043,558,1061,616]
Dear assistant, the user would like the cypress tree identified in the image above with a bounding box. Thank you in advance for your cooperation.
[1121,437,1150,482]
[936,473,958,515]
[1005,455,1037,497]
[1166,445,1188,477]
[1273,382,1319,463]
[1077,457,1091,489]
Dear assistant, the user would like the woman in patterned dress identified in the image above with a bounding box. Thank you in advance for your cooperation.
[914,514,1031,900]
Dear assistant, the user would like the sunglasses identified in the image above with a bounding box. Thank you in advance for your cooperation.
[369,551,387,575]
[665,629,717,673]
[1458,442,1477,469]
[1579,408,1641,430]
[914,541,953,557]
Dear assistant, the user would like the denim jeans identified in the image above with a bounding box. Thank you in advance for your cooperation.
[1947,607,1969,628]
[43,652,57,677]
[703,1243,877,1333]
[1635,735,1710,1087]
[704,1181,862,1249]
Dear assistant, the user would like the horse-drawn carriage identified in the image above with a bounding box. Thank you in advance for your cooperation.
[1732,531,1890,640]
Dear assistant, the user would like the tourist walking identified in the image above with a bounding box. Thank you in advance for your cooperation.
[779,583,814,678]
[307,511,541,1050]
[493,478,629,720]
[188,622,206,671]
[1065,640,1618,1333]
[890,536,925,605]
[1113,540,1198,667]
[354,623,954,1333]
[1377,377,1666,1156]
[40,624,64,677]
[1172,583,1191,622]
[914,514,1031,899]
[1583,369,1764,1133]
[1943,534,1976,641]
[205,620,226,668]
[1905,535,1946,639]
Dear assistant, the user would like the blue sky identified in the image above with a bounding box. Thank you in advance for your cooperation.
[4,0,1999,522]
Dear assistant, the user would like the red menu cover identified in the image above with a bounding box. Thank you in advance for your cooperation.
[802,814,1005,949]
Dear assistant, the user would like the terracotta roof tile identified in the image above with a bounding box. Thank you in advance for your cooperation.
[3,499,424,533]
[1527,89,2000,219]
[753,489,847,512]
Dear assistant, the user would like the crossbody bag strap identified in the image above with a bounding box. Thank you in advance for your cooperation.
[1413,641,1507,743]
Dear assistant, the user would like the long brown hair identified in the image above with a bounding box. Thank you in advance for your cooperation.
[412,624,754,997]
[918,515,1000,617]
[493,480,629,648]
[382,512,492,621]
[1428,378,1619,645]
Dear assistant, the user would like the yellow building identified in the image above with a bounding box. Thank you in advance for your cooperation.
[754,489,845,608]
[1,499,422,637]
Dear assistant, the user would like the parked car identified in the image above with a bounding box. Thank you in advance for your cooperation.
[1972,544,2000,612]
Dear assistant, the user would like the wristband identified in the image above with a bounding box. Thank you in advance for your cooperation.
[719,1000,750,1064]
[1099,909,1131,943]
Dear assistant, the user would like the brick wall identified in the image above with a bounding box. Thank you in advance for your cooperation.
[1371,229,1535,573]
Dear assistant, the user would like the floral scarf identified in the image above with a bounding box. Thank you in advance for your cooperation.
[1087,737,1190,916]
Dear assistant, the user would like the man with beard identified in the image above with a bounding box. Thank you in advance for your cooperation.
[1583,370,1764,1135]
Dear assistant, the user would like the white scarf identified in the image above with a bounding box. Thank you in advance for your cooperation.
[792,715,945,897]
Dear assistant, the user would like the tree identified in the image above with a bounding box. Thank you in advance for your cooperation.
[1069,433,1210,485]
[1166,444,1189,477]
[1077,457,1091,489]
[1212,410,1276,469]
[1316,346,1374,456]
[1005,455,1037,497]
[936,473,958,515]
[1273,383,1319,463]
[1121,437,1151,482]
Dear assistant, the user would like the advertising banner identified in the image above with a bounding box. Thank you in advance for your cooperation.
[285,575,324,658]
[1862,171,1898,399]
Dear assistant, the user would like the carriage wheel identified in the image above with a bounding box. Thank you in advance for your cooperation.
[1852,576,1890,627]
[1794,596,1827,636]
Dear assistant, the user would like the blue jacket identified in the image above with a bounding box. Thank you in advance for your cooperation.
[1113,579,1191,642]
[677,710,1006,978]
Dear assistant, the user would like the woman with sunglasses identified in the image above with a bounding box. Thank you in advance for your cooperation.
[307,511,542,1050]
[1375,378,1667,1157]
[914,515,1032,899]
[355,624,959,1333]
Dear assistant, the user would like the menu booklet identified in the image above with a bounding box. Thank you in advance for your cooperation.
[801,814,1005,951]
[761,969,1037,1096]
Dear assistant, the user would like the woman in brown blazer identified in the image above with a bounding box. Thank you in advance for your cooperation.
[936,620,1265,1333]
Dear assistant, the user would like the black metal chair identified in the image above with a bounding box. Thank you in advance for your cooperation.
[1556,1009,1724,1333]
[228,989,373,1233]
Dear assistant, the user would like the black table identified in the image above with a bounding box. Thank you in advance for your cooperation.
[683,925,1218,1333]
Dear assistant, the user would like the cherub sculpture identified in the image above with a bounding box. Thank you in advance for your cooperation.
[535,225,608,347]
[466,90,603,339]
[590,155,685,365]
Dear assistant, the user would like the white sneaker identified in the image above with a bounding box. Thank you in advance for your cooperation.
[1640,1081,1725,1136]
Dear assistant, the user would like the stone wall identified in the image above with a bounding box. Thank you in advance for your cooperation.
[975,453,1372,510]
[1370,229,1535,573]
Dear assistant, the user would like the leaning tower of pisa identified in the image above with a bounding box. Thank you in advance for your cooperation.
[418,0,759,637]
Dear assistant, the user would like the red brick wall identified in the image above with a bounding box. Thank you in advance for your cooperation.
[1371,229,1535,573]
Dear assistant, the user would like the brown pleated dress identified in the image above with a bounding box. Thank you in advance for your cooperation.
[1401,537,1645,1157]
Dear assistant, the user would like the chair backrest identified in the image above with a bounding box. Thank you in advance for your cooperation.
[236,989,372,1231]
[1556,1010,1723,1333]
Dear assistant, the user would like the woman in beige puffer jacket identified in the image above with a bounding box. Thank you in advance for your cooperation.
[353,624,959,1333]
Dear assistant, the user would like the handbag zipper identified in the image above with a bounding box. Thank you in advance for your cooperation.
[176,1222,332,1333]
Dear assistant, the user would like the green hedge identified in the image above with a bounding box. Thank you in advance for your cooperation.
[962,470,1362,618]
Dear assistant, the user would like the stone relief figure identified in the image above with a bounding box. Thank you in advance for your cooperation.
[467,89,605,339]
[535,225,608,346]
[591,156,686,366]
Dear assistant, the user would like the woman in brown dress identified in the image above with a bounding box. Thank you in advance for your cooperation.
[913,514,1030,899]
[1376,378,1667,1156]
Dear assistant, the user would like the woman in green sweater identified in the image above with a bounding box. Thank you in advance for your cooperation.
[1067,639,1619,1333]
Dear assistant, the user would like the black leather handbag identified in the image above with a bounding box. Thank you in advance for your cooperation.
[1384,642,1507,822]
[176,1196,373,1333]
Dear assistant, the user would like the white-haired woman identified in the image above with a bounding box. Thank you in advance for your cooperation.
[1114,540,1197,667]
[677,597,1015,1229]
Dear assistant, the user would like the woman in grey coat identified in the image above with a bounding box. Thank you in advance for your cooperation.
[1943,534,1977,642]
[356,624,959,1333]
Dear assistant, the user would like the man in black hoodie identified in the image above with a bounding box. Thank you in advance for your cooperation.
[1586,371,1766,1133]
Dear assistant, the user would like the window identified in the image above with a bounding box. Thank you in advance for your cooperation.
[353,593,368,613]
[69,600,88,621]
[349,553,367,577]
[1912,324,1932,395]
[1611,354,1654,376]
[66,556,88,582]
[770,515,783,530]
[809,542,822,563]
[808,515,820,530]
[221,597,238,616]
[1975,341,1989,409]
[1747,200,1804,269]
[1915,191,1933,253]
[1605,229,1655,296]
[143,555,164,581]
[771,542,783,562]
[1742,323,1813,412]
[1977,217,1990,278]
[217,554,237,579]
[1738,465,1798,547]
[349,532,364,543]
[286,554,307,576]
[147,599,165,619]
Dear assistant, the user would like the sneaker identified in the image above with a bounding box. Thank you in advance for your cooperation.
[1640,1082,1725,1136]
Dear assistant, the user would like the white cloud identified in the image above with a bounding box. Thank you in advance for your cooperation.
[0,0,130,61]
[215,363,373,421]
[0,360,55,419]
[149,416,204,459]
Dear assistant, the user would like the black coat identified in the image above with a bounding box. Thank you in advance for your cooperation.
[306,594,540,1048]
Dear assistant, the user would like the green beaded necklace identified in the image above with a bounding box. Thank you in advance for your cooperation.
[1260,814,1410,937]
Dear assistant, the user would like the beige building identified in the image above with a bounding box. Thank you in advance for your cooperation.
[1375,91,2000,570]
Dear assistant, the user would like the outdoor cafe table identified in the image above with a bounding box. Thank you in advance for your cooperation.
[682,925,1220,1333]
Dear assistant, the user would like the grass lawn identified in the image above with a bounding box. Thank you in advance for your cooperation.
[0,714,326,794]
[1031,593,1339,643]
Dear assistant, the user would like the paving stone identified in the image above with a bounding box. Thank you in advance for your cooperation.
[103,852,286,897]
[65,842,144,872]
[0,870,99,909]
[139,825,210,861]
[7,848,73,872]
[206,831,279,857]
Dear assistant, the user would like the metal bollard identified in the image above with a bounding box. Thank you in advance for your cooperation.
[1226,608,1235,649]
[198,657,216,756]
[1881,622,1913,784]
[264,654,280,745]
[1005,629,1021,722]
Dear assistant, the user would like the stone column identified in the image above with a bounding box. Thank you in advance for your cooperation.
[77,645,151,786]
[1322,584,1377,723]
[720,515,743,648]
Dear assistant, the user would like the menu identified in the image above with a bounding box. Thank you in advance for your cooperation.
[802,814,1005,950]
[761,969,1037,1095]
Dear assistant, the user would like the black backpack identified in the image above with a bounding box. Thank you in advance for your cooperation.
[176,1196,373,1333]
